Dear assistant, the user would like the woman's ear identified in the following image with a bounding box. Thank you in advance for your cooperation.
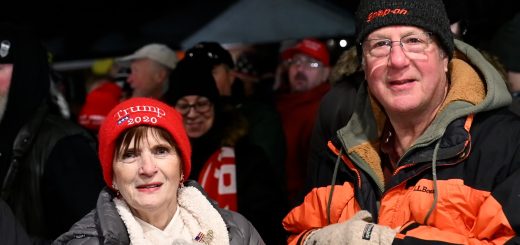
[112,175,118,190]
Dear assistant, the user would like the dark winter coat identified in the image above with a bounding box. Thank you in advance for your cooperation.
[0,23,104,241]
[0,198,32,245]
[53,181,265,245]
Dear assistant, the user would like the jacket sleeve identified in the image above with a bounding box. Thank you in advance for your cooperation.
[282,182,361,245]
[225,209,266,245]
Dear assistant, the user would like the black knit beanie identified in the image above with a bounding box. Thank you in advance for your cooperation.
[355,0,454,59]
[164,59,220,106]
[184,41,235,69]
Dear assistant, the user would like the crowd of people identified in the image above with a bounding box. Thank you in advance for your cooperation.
[1,0,520,244]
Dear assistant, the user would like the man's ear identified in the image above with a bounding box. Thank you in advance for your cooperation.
[155,68,168,84]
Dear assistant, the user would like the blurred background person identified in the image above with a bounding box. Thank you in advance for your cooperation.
[275,38,331,207]
[0,22,104,242]
[489,12,520,114]
[181,42,287,210]
[163,62,287,244]
[77,58,122,135]
[120,43,177,99]
[233,48,279,104]
[55,97,264,244]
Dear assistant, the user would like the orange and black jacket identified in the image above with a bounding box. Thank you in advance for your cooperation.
[283,40,520,244]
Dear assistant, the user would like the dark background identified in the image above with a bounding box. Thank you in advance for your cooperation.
[2,0,519,61]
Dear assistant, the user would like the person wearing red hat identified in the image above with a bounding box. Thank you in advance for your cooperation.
[281,38,331,93]
[78,58,123,134]
[55,98,264,244]
[275,38,331,207]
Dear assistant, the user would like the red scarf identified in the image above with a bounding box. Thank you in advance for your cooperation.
[198,146,238,211]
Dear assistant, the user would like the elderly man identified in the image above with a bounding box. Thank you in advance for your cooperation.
[282,0,520,244]
[121,43,177,98]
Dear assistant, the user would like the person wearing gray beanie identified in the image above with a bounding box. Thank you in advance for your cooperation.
[282,0,520,244]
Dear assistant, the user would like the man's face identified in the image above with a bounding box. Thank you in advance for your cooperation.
[362,26,449,116]
[287,54,330,92]
[127,59,166,98]
[0,64,13,120]
[211,64,234,96]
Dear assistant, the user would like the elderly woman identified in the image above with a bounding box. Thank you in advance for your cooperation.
[54,98,264,244]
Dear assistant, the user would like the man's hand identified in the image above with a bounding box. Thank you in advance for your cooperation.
[304,210,397,245]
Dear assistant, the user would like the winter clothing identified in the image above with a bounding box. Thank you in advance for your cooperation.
[2,103,104,240]
[304,211,397,245]
[303,48,363,199]
[199,146,238,211]
[355,0,454,58]
[187,105,287,245]
[165,66,287,244]
[283,39,520,244]
[276,82,330,206]
[305,77,361,196]
[0,22,104,240]
[98,98,192,188]
[53,181,264,245]
[0,198,32,245]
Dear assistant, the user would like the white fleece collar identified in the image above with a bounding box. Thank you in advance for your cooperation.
[114,186,229,245]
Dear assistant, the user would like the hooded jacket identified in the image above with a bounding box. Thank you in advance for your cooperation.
[53,180,265,245]
[283,39,520,244]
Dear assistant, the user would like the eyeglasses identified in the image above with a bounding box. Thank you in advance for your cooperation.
[175,99,212,115]
[285,57,323,69]
[362,32,433,59]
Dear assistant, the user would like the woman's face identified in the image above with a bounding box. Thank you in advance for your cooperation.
[175,95,215,138]
[112,127,182,221]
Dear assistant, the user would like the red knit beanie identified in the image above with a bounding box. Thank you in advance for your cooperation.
[98,97,191,188]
